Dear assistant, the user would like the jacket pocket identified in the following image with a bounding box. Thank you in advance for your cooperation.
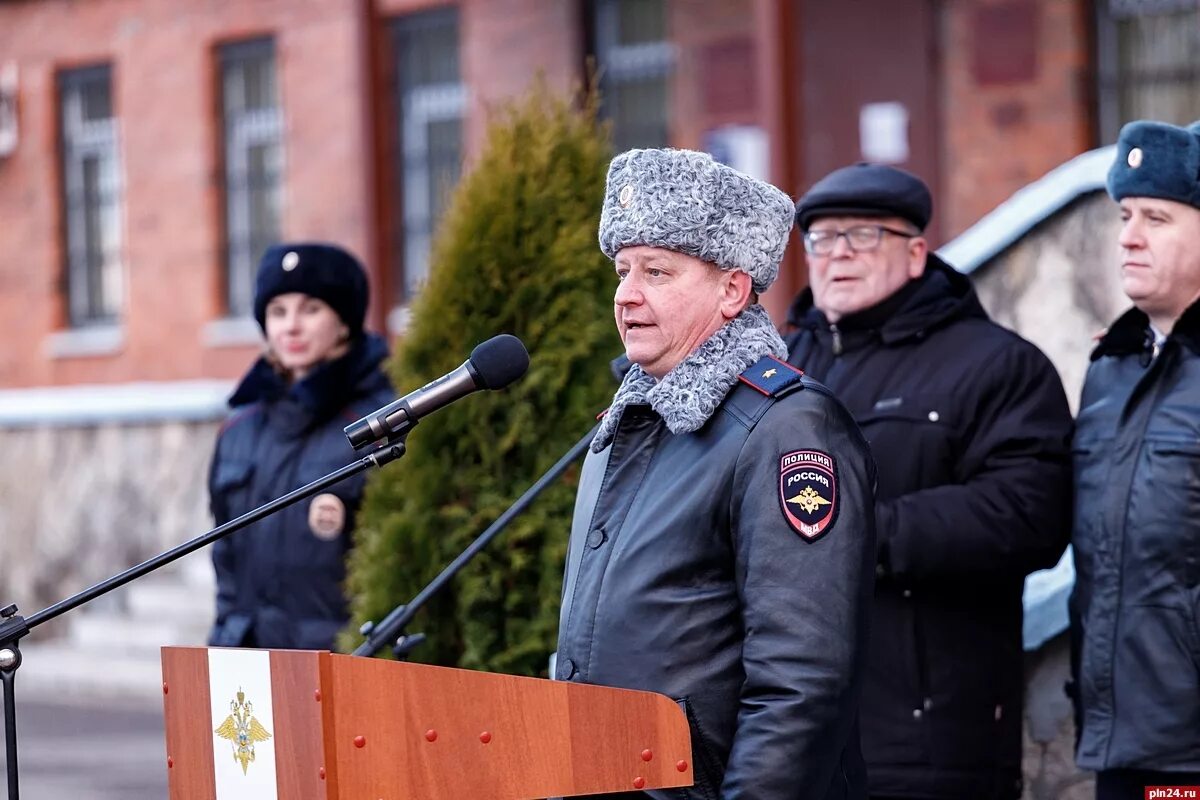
[855,392,959,492]
[1131,440,1200,585]
[673,697,721,800]
[211,459,255,520]
[1109,604,1200,763]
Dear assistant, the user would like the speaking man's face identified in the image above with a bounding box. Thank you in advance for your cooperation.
[613,246,748,380]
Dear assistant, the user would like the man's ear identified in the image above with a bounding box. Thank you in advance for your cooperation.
[908,237,929,280]
[719,269,755,319]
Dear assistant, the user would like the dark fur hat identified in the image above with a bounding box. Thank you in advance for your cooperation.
[253,242,369,336]
[1107,119,1200,209]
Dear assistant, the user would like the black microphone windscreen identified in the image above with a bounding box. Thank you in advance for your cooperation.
[470,334,530,390]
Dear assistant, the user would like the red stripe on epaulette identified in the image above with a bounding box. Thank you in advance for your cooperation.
[737,374,772,396]
[219,404,260,435]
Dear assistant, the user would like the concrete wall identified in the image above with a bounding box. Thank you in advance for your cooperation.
[0,419,218,622]
[972,191,1128,414]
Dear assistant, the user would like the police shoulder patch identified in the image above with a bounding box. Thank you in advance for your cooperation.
[778,449,838,541]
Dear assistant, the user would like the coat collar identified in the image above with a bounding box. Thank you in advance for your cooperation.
[785,255,987,348]
[1091,296,1200,360]
[229,333,391,426]
[591,304,787,452]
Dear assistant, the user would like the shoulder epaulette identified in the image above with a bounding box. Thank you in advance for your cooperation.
[737,355,804,398]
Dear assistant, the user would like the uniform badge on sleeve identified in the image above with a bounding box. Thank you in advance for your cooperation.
[779,450,838,541]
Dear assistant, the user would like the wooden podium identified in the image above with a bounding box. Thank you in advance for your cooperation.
[161,647,693,799]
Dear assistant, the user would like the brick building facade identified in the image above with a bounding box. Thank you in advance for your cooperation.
[0,0,1130,389]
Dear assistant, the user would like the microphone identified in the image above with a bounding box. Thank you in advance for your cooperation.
[344,334,530,449]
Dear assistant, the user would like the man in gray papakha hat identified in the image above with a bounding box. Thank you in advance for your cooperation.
[555,148,877,800]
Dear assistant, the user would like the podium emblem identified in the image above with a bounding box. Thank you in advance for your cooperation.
[214,688,273,775]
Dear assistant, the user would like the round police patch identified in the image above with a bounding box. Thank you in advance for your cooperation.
[779,449,838,541]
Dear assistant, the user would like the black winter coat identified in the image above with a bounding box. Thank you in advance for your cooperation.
[557,360,877,800]
[1069,299,1200,772]
[208,333,394,651]
[784,257,1073,800]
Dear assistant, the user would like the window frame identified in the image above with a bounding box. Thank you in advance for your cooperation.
[389,7,466,311]
[217,36,284,319]
[58,63,124,329]
[1095,0,1200,142]
[590,0,676,152]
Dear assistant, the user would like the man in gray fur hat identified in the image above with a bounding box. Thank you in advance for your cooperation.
[1070,119,1200,800]
[556,148,877,800]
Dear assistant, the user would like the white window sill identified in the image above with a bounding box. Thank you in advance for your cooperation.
[202,317,262,348]
[44,325,125,359]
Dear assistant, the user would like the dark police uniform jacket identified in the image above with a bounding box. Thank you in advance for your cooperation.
[1070,300,1200,772]
[208,334,393,651]
[557,358,876,800]
[785,257,1073,800]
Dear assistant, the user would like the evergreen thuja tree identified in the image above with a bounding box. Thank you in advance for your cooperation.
[342,87,619,675]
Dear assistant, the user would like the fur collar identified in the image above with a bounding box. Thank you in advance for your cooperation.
[592,304,786,452]
[1092,296,1200,361]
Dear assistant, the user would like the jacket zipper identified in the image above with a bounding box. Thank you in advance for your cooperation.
[831,323,843,356]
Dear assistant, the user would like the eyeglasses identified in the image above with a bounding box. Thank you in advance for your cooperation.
[802,224,918,256]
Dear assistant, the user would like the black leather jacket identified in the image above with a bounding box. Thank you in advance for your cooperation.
[1070,300,1200,772]
[557,358,876,800]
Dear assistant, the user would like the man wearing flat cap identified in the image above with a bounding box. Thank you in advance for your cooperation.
[556,148,876,799]
[785,164,1073,800]
[1069,120,1200,799]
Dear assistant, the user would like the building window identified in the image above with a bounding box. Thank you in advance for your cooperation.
[591,0,675,152]
[59,65,123,327]
[1096,0,1200,142]
[219,38,283,317]
[392,9,465,304]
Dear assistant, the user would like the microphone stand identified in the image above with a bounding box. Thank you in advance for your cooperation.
[353,423,598,659]
[0,437,410,800]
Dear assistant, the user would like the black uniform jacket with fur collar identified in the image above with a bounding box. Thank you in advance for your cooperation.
[558,354,877,800]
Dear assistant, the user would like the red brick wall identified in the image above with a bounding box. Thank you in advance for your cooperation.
[668,0,759,150]
[0,0,375,387]
[0,0,1098,388]
[940,0,1093,239]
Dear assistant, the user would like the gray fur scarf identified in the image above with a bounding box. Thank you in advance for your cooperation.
[592,303,787,453]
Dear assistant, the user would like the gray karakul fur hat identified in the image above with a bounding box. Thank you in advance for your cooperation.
[598,148,795,292]
[1108,119,1200,209]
